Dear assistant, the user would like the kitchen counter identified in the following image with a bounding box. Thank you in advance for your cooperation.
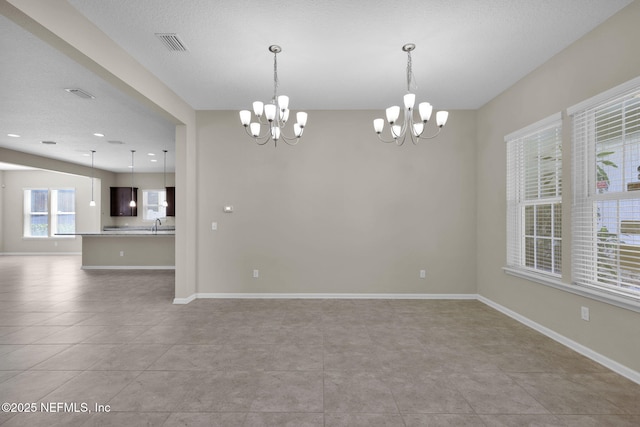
[73,229,175,269]
[75,230,175,236]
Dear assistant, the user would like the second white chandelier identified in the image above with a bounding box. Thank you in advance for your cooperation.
[239,45,308,146]
[373,43,449,145]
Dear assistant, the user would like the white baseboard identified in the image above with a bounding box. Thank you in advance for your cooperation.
[173,294,197,304]
[82,265,175,270]
[184,292,478,300]
[1,252,81,256]
[477,295,640,385]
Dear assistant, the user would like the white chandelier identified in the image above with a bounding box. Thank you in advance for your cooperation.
[373,43,449,145]
[239,45,308,146]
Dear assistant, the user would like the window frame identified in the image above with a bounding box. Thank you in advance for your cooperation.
[142,189,167,221]
[23,187,76,239]
[569,76,640,302]
[506,112,563,278]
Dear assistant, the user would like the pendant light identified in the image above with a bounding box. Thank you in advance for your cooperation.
[89,150,96,207]
[162,149,168,207]
[129,150,136,208]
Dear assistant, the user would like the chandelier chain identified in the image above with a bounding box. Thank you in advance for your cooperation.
[406,50,418,93]
[273,51,279,101]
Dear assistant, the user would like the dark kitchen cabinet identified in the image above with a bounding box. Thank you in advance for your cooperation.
[165,186,175,217]
[110,187,138,216]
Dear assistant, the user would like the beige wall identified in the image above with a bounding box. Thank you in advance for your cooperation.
[1,169,100,253]
[476,1,640,372]
[196,109,477,294]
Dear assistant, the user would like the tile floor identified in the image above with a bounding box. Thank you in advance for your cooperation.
[0,255,639,426]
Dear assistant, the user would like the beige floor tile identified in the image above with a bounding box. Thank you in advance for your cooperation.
[106,371,196,412]
[0,344,70,370]
[244,412,323,426]
[42,370,141,404]
[325,413,405,426]
[178,371,261,412]
[385,372,474,414]
[250,371,324,412]
[509,372,630,415]
[31,344,120,370]
[34,325,107,344]
[0,412,89,427]
[87,344,170,371]
[0,370,80,402]
[402,414,487,426]
[82,412,170,426]
[163,412,247,426]
[147,344,223,371]
[324,371,399,414]
[0,256,638,423]
[450,372,550,415]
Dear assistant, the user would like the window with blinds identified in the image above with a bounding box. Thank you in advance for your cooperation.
[23,188,76,238]
[570,78,640,299]
[506,113,562,276]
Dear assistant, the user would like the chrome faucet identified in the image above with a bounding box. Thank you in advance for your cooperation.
[152,218,162,233]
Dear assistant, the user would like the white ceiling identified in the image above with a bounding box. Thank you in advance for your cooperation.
[0,0,634,172]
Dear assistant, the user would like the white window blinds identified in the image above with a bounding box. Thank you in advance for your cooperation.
[570,77,640,299]
[506,113,562,276]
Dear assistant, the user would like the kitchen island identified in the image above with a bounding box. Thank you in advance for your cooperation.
[74,228,175,269]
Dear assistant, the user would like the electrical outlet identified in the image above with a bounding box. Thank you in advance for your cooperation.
[581,306,590,321]
[419,269,426,279]
[211,222,218,231]
[253,269,259,278]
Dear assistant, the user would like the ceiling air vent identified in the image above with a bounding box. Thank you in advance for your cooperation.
[155,33,188,52]
[64,88,95,99]
[107,140,125,145]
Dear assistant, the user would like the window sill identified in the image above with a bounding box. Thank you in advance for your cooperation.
[503,266,640,313]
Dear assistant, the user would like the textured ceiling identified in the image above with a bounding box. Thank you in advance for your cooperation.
[0,0,634,172]
[66,0,634,110]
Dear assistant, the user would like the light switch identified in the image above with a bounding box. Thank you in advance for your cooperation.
[211,222,217,231]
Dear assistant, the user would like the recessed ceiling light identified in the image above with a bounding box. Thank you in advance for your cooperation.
[41,140,57,145]
[82,153,90,157]
[148,153,155,156]
[93,133,104,137]
[7,133,20,138]
[151,159,158,162]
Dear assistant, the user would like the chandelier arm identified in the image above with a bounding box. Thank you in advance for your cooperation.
[376,133,399,144]
[278,132,302,143]
[255,137,272,146]
[416,127,444,140]
[282,138,301,146]
[243,125,273,144]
